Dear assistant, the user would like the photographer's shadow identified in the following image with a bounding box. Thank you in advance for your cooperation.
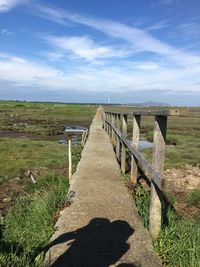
[46,218,135,267]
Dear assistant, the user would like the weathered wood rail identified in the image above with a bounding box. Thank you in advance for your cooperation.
[100,107,180,239]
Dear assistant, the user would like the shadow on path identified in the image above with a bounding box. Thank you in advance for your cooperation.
[46,218,137,267]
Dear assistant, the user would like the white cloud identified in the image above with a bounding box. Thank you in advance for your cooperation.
[33,4,200,67]
[0,53,62,85]
[146,20,169,31]
[0,4,200,97]
[0,0,26,12]
[0,51,200,94]
[43,35,131,62]
[0,28,14,36]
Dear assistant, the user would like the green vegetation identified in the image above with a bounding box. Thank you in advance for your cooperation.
[0,144,82,267]
[0,138,67,183]
[132,184,200,267]
[132,185,150,228]
[0,100,96,136]
[187,189,200,208]
[107,105,200,169]
[143,112,200,168]
[0,101,93,266]
[0,173,68,267]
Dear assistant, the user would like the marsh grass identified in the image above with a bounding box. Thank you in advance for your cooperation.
[0,173,68,266]
[187,189,200,208]
[132,184,200,267]
[0,144,82,266]
[0,101,96,135]
[0,138,67,182]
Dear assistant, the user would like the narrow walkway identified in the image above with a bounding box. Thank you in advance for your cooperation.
[45,111,162,267]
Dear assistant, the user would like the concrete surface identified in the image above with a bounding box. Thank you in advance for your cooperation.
[45,111,162,267]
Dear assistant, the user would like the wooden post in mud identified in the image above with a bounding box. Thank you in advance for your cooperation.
[121,114,128,174]
[130,115,141,184]
[68,136,72,181]
[149,115,167,239]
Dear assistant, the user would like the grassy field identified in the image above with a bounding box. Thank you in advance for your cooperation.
[0,101,95,266]
[0,101,199,266]
[132,184,200,267]
[0,100,96,137]
[0,138,67,183]
[105,105,200,169]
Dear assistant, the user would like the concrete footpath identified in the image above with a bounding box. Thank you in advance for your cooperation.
[45,110,162,267]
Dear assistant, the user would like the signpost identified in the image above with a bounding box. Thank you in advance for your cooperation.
[64,126,88,182]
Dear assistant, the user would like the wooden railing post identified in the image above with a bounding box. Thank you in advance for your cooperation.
[103,110,106,129]
[111,113,115,141]
[131,115,141,184]
[121,114,128,174]
[107,113,110,136]
[105,112,108,132]
[116,114,121,161]
[149,115,167,239]
[109,113,112,138]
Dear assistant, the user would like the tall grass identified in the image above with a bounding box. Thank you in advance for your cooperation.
[0,144,82,266]
[0,173,68,266]
[187,189,200,208]
[132,184,200,267]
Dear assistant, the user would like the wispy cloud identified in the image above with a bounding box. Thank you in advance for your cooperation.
[0,28,14,36]
[0,0,26,12]
[176,21,200,40]
[0,51,200,94]
[146,20,170,31]
[0,2,199,99]
[32,3,200,66]
[43,34,131,63]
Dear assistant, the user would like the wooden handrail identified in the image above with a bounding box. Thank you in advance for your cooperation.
[105,119,163,190]
[99,106,180,239]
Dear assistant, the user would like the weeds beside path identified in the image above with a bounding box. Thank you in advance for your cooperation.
[132,184,200,267]
[0,144,82,267]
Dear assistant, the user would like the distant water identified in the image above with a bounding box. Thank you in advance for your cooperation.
[138,140,153,151]
[129,139,153,151]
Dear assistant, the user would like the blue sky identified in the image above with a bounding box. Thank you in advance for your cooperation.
[0,0,200,105]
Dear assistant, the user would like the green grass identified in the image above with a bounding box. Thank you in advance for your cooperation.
[0,138,68,183]
[187,189,200,208]
[154,209,200,267]
[106,105,200,169]
[132,185,150,229]
[132,184,200,267]
[0,101,96,135]
[0,172,68,266]
[0,101,90,265]
[0,144,82,266]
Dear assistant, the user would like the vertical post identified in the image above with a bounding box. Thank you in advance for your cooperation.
[131,115,141,183]
[121,114,127,174]
[108,113,111,137]
[68,136,72,181]
[102,110,106,129]
[116,114,121,161]
[109,113,112,139]
[149,115,167,239]
[105,113,108,133]
[111,113,115,140]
